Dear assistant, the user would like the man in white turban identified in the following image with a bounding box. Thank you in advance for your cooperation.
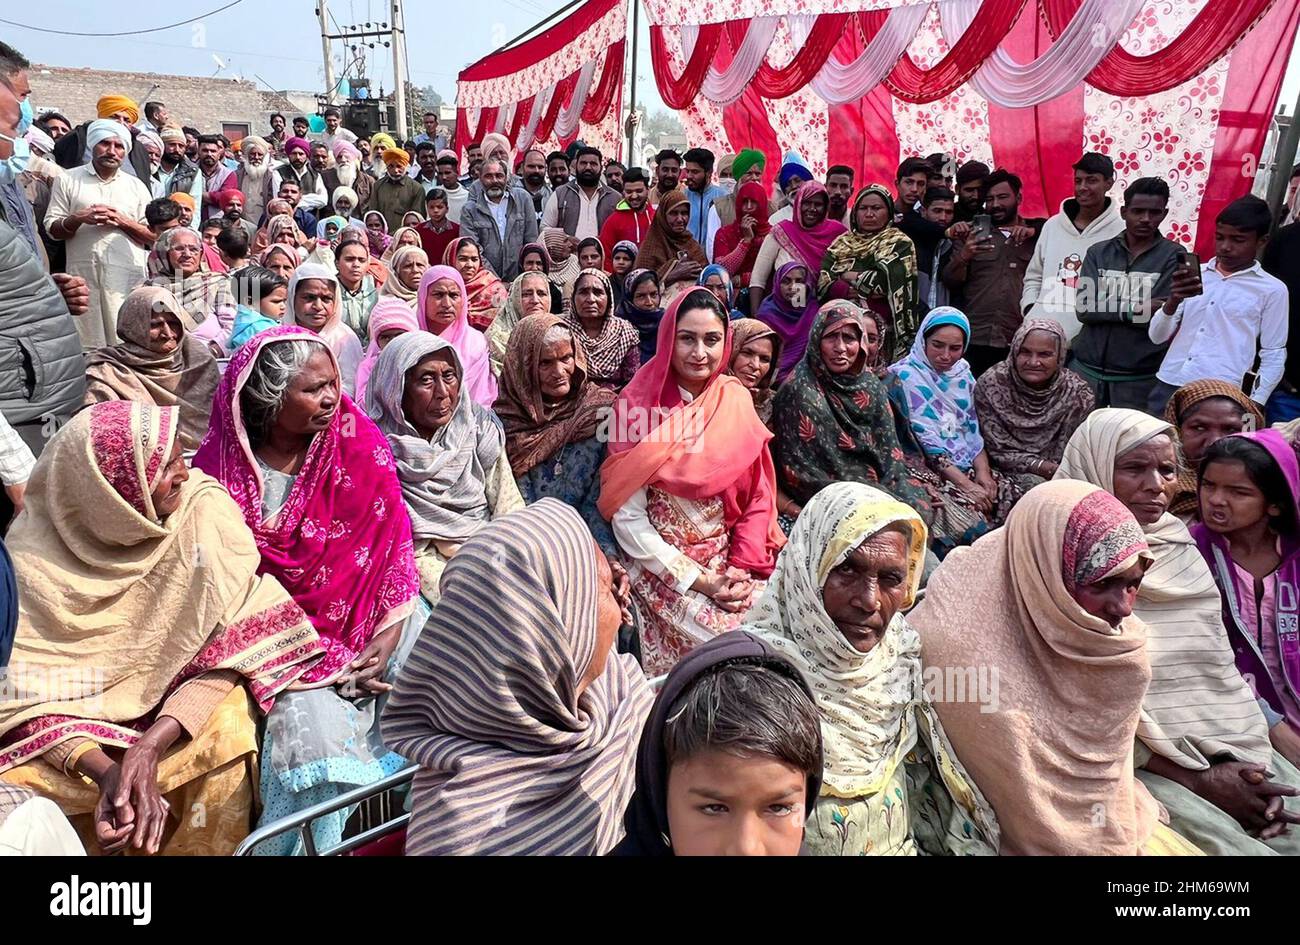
[236,133,274,225]
[45,119,153,347]
[134,128,166,198]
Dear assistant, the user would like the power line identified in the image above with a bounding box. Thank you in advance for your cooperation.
[0,0,244,37]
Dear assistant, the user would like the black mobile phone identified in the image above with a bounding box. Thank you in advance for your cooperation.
[973,214,993,243]
[1179,251,1203,293]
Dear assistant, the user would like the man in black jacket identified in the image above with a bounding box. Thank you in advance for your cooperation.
[1262,218,1300,422]
[0,45,85,468]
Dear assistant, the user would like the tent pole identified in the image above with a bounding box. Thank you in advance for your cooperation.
[1266,88,1300,232]
[625,0,640,165]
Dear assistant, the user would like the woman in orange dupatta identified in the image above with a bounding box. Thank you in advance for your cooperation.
[599,287,785,675]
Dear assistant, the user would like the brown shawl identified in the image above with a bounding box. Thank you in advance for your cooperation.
[1163,380,1265,518]
[494,313,615,476]
[633,189,708,282]
[911,480,1161,855]
[973,318,1094,478]
[728,317,783,424]
[84,285,221,451]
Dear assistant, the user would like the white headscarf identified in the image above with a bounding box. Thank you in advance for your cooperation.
[283,263,364,396]
[1055,408,1275,769]
[86,118,131,152]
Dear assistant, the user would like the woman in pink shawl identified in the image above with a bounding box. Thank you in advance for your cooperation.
[193,326,420,855]
[355,298,420,405]
[747,182,846,317]
[415,264,498,406]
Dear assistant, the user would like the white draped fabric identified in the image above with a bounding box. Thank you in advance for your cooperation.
[554,58,599,139]
[941,0,1149,108]
[689,17,784,105]
[672,0,1157,108]
[516,84,554,152]
[793,6,930,105]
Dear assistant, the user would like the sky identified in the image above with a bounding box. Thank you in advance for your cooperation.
[3,0,1298,117]
[1,0,667,110]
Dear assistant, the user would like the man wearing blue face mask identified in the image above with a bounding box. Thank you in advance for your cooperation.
[0,42,87,475]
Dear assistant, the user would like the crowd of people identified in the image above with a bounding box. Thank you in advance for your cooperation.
[2,37,1300,856]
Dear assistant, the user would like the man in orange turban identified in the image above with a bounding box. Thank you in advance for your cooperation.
[362,142,424,230]
[96,94,139,127]
[168,191,196,227]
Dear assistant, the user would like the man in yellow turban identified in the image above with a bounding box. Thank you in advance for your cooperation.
[362,137,424,231]
[96,94,139,127]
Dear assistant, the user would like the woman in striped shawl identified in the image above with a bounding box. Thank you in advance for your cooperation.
[381,499,653,855]
[1056,408,1300,854]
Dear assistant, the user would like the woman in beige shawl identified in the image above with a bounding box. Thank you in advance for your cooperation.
[1056,408,1300,854]
[745,481,998,855]
[0,401,322,855]
[84,285,221,452]
[378,243,428,308]
[911,479,1201,855]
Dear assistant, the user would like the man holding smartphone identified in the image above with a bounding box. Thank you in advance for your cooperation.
[1147,195,1287,414]
[940,169,1042,375]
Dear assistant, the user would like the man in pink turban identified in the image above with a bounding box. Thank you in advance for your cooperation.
[324,137,371,207]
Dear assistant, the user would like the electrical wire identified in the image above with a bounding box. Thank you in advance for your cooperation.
[0,0,244,38]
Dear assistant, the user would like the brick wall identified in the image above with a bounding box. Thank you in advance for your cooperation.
[26,64,309,142]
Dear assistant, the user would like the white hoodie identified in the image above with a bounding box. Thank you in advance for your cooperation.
[1020,196,1125,339]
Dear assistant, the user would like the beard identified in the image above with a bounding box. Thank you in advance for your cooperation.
[575,170,600,188]
[524,171,546,188]
[242,160,270,189]
[337,161,357,187]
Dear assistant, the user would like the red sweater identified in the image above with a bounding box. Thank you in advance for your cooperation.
[598,204,656,268]
[416,221,460,267]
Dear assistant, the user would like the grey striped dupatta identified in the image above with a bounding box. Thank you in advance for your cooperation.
[380,498,653,855]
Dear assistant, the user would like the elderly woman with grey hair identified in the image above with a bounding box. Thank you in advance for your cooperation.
[365,329,523,604]
[148,225,238,354]
[194,326,421,854]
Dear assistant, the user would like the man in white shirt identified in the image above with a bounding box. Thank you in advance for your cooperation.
[317,107,358,153]
[0,408,34,520]
[45,120,153,348]
[1147,195,1289,412]
[435,152,468,224]
[138,101,169,136]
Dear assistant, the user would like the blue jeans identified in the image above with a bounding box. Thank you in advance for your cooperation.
[1266,389,1300,426]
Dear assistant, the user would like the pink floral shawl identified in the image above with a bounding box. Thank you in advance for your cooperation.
[193,326,420,683]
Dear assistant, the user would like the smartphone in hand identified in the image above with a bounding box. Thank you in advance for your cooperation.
[973,214,994,245]
[1177,251,1203,295]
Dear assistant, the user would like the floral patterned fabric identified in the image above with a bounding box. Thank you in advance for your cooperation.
[626,488,765,676]
[771,302,932,523]
[192,327,420,685]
